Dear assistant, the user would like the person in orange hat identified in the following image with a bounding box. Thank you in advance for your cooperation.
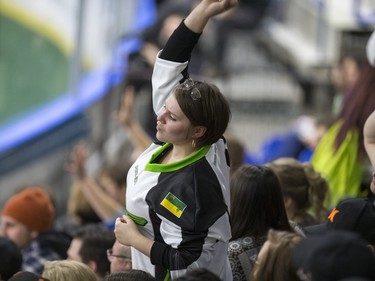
[0,186,71,275]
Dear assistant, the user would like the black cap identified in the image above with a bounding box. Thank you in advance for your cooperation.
[303,198,375,244]
[293,231,375,281]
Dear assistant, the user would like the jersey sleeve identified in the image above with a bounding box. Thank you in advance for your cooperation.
[151,21,201,114]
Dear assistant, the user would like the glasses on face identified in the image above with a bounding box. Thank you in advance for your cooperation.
[181,78,201,101]
[106,249,131,262]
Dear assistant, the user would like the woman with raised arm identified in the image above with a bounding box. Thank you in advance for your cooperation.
[114,1,237,280]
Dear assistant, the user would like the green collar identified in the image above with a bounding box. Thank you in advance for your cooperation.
[145,143,210,173]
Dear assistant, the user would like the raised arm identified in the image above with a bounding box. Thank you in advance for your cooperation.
[152,0,238,113]
[67,143,125,222]
[364,110,375,167]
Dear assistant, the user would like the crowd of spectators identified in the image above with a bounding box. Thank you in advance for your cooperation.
[1,0,375,281]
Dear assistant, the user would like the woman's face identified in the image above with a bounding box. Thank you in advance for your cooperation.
[156,94,194,145]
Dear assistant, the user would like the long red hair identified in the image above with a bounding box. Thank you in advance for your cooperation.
[335,60,375,157]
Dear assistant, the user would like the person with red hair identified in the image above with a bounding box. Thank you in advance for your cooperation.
[312,60,375,208]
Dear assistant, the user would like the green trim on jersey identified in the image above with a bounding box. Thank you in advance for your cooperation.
[145,143,210,172]
[163,269,171,281]
[127,210,148,226]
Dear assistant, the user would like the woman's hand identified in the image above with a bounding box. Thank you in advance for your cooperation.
[200,0,238,18]
[185,0,238,33]
[114,215,154,257]
[114,215,140,246]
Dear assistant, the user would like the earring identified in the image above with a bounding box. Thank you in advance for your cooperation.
[192,139,196,149]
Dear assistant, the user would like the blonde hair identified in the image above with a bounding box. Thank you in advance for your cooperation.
[67,182,100,225]
[252,229,304,281]
[42,260,97,281]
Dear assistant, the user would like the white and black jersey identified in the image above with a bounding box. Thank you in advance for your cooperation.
[125,21,233,281]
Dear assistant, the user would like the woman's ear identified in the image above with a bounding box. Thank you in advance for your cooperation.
[193,126,207,138]
[283,195,294,210]
[87,260,97,273]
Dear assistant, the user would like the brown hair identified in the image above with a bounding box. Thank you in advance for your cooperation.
[174,80,231,148]
[73,224,115,279]
[230,165,292,240]
[268,158,328,224]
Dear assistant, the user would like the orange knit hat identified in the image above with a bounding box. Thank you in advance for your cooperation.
[2,187,55,233]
